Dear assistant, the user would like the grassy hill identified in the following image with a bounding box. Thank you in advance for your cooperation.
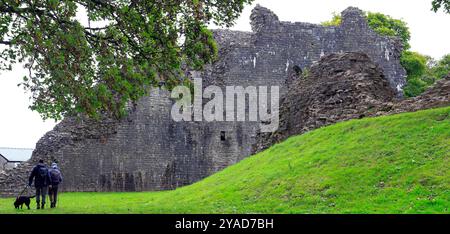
[1,106,449,214]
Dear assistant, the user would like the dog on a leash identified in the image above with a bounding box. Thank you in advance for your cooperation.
[14,196,35,209]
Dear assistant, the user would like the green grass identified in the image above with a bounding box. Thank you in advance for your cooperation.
[1,107,449,214]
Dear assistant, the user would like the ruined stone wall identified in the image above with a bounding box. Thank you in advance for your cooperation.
[248,6,406,92]
[253,52,397,153]
[0,6,407,196]
[0,156,6,172]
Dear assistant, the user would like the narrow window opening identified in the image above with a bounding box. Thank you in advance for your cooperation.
[293,65,302,77]
[220,131,226,141]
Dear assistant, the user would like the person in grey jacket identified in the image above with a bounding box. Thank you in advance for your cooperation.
[48,162,63,208]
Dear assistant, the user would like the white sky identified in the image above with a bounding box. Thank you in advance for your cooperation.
[0,0,449,149]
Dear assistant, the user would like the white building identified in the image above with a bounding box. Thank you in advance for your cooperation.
[0,147,33,171]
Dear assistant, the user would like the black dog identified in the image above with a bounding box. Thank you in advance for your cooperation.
[14,196,35,209]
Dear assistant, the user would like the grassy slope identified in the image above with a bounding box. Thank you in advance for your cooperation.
[1,107,449,214]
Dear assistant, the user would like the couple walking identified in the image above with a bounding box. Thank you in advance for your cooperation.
[28,159,63,209]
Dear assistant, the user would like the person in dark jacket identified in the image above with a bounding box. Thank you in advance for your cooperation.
[28,159,50,209]
[48,162,63,208]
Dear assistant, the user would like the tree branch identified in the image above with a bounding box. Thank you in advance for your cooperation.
[0,6,45,15]
[84,26,112,31]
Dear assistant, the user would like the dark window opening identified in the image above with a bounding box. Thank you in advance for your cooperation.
[220,131,226,141]
[293,65,302,77]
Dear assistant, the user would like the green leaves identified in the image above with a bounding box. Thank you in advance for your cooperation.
[431,54,450,79]
[184,25,218,70]
[401,51,428,80]
[321,12,341,27]
[366,12,411,50]
[0,0,254,120]
[321,9,448,98]
[432,0,450,14]
[401,52,450,97]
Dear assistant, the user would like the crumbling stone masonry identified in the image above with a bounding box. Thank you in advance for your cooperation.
[0,6,408,196]
[253,52,397,152]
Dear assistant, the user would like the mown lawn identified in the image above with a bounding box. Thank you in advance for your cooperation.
[1,106,449,214]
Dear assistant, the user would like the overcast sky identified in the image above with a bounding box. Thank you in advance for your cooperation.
[0,0,449,149]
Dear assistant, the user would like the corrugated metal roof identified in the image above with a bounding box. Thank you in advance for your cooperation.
[0,147,33,162]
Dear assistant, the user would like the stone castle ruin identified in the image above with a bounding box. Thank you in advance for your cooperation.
[0,5,411,196]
